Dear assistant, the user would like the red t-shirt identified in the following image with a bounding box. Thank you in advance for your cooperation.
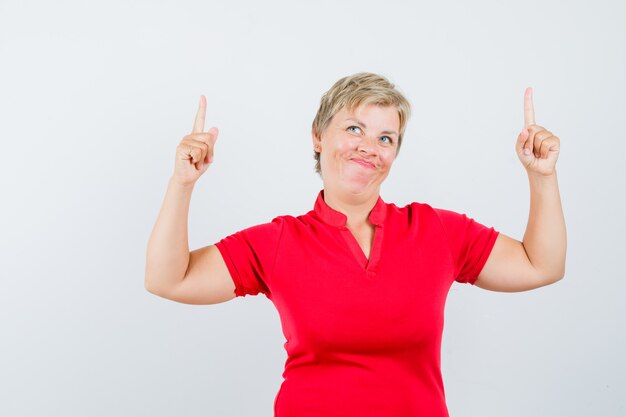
[215,190,499,417]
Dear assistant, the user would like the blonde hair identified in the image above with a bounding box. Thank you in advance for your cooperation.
[311,72,411,175]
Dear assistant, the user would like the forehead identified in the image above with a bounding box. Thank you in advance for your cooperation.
[333,103,400,130]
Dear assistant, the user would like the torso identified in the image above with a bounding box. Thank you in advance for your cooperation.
[216,191,499,416]
[268,200,461,416]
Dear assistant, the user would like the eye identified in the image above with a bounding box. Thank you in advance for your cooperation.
[379,136,393,144]
[347,125,362,134]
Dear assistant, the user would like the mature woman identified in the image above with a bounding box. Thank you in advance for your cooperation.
[145,72,566,416]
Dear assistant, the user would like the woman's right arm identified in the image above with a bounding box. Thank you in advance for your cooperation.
[144,96,236,305]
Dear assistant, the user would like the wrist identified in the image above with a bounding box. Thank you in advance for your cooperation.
[168,176,196,191]
[527,170,558,190]
[527,169,557,181]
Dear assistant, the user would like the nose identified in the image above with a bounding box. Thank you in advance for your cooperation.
[356,135,378,155]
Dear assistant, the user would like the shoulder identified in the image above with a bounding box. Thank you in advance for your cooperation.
[383,200,444,225]
[243,205,320,234]
[272,213,310,228]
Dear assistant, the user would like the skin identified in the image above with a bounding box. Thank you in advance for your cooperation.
[313,89,566,292]
[145,88,566,307]
[475,88,566,291]
[144,95,232,305]
[312,103,401,259]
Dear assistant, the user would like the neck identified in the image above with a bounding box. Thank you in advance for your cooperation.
[322,186,379,228]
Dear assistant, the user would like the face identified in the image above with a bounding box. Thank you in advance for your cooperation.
[313,103,400,196]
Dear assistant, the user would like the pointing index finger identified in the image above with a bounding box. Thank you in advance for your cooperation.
[193,95,207,133]
[524,87,535,127]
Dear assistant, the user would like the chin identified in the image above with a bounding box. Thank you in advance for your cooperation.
[341,175,379,195]
[322,163,385,195]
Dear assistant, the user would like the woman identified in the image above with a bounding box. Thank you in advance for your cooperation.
[145,72,566,416]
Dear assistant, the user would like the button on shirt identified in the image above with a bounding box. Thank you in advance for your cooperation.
[215,190,499,417]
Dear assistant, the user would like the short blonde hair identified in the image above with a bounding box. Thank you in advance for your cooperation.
[311,72,411,175]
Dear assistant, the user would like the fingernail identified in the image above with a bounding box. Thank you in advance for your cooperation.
[524,148,531,155]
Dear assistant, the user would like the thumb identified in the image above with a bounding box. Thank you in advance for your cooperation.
[515,129,525,154]
[207,127,219,164]
[516,128,531,156]
[208,127,219,145]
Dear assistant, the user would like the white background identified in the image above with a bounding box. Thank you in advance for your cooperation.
[1,0,625,416]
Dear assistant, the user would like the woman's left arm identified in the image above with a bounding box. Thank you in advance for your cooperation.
[475,88,567,292]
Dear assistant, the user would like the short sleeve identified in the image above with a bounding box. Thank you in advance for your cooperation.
[215,217,284,298]
[433,208,499,285]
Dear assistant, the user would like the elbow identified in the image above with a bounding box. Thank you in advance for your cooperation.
[144,274,167,297]
[144,268,154,293]
[144,265,170,296]
[144,279,170,299]
[144,276,159,295]
[544,267,566,286]
[555,262,566,282]
[551,273,565,285]
[557,269,566,282]
[530,263,565,289]
[144,274,184,300]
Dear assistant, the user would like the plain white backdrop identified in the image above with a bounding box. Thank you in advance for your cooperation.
[1,0,625,416]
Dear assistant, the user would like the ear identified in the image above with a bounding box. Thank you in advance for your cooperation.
[311,131,322,151]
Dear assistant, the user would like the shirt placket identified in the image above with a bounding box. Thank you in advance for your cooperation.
[339,224,384,278]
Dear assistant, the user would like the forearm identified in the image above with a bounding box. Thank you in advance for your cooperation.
[145,177,194,292]
[522,171,567,281]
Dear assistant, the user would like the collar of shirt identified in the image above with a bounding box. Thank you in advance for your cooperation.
[312,189,387,228]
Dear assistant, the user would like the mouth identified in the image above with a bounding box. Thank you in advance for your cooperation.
[350,158,376,170]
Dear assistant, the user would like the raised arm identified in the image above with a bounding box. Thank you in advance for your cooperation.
[475,87,567,292]
[144,96,236,304]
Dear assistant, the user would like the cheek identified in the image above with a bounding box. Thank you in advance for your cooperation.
[380,149,396,161]
[381,150,397,168]
[330,137,357,156]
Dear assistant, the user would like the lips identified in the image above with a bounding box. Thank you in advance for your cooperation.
[350,157,376,169]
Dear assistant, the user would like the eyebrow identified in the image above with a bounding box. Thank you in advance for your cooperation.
[344,118,398,136]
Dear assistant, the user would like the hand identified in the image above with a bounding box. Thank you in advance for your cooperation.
[172,95,219,186]
[515,87,560,176]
